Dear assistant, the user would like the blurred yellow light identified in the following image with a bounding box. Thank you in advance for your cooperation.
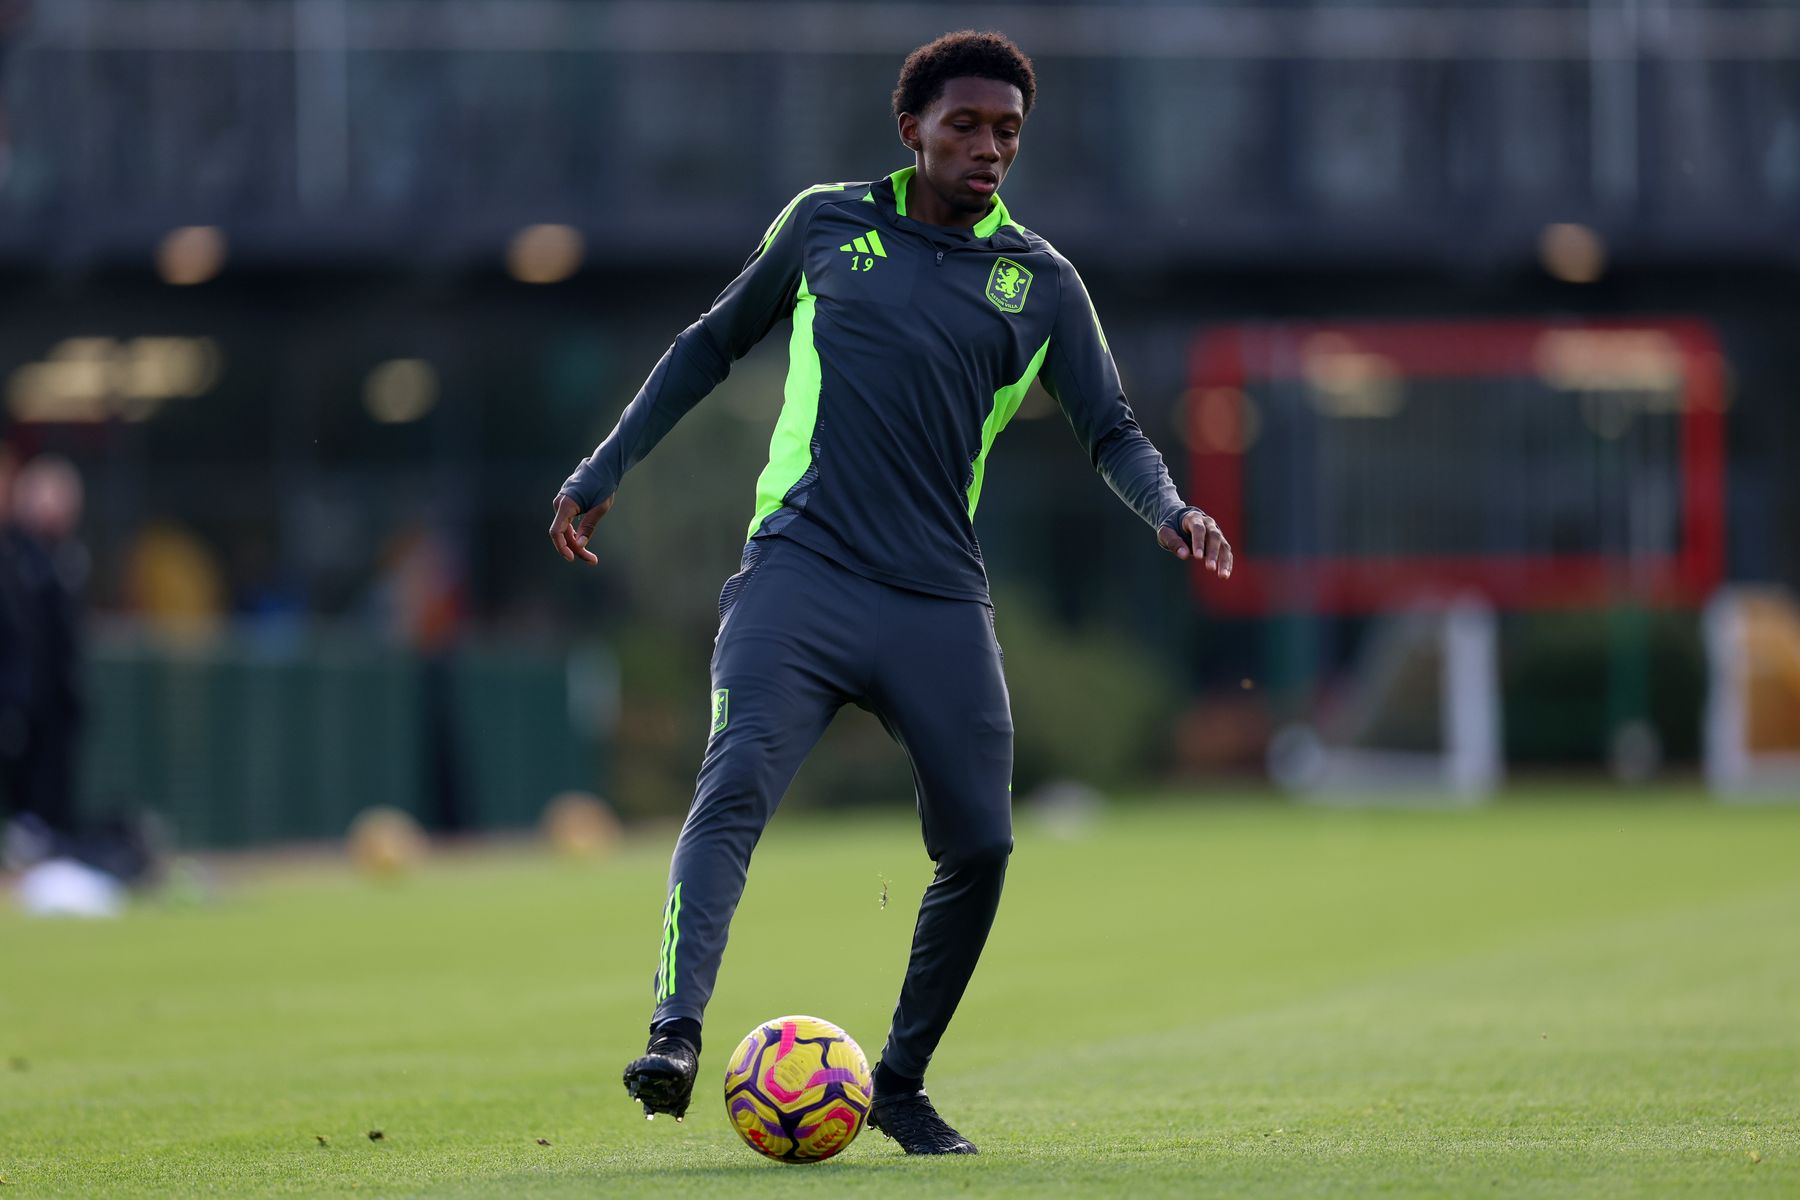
[1301,334,1404,418]
[122,337,220,401]
[156,226,227,286]
[1534,329,1684,394]
[507,224,584,284]
[5,336,220,423]
[363,358,439,424]
[1539,223,1605,284]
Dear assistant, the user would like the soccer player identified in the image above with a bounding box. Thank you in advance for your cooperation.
[549,30,1232,1154]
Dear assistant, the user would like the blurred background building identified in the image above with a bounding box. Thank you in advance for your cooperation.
[2,0,1798,849]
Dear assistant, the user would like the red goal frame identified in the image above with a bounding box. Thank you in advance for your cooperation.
[1185,318,1727,616]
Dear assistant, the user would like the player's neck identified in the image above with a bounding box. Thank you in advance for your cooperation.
[903,172,989,232]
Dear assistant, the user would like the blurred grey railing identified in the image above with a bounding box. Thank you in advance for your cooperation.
[30,1,1800,60]
[2,0,1798,269]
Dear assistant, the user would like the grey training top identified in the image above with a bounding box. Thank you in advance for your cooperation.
[561,167,1195,603]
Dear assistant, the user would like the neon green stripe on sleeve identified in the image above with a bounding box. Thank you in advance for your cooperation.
[746,275,823,538]
[754,183,849,257]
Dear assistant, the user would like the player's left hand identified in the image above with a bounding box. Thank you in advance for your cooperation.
[548,491,613,566]
[1158,508,1233,578]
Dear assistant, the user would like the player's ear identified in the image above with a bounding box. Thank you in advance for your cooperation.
[897,113,921,155]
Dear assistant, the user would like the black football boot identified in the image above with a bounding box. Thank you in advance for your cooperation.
[867,1089,978,1154]
[622,1032,699,1121]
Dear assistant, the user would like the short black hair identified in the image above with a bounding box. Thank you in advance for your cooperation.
[891,30,1036,120]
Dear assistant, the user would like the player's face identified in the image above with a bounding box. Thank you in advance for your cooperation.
[905,77,1024,217]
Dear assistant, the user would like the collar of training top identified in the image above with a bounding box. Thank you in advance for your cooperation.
[874,166,1028,250]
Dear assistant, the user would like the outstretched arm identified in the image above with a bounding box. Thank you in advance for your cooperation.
[549,189,818,565]
[1038,258,1232,576]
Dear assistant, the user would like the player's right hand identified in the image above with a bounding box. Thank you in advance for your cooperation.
[549,492,613,565]
[1157,507,1233,578]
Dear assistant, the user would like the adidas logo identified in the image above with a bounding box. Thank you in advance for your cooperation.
[839,229,888,258]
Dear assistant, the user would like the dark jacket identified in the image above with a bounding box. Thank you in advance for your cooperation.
[562,167,1193,602]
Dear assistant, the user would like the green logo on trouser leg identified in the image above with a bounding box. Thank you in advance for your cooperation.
[985,257,1033,313]
[711,688,729,734]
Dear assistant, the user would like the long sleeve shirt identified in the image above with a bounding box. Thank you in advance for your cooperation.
[561,166,1193,603]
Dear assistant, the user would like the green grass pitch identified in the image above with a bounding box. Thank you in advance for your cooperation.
[3,790,1797,1197]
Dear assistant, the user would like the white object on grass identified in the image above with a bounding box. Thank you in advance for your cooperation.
[16,858,125,918]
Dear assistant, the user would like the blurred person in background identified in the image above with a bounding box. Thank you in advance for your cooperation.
[229,533,308,644]
[5,455,160,899]
[550,30,1232,1153]
[1,454,85,865]
[0,442,30,851]
[121,520,228,636]
[370,525,469,833]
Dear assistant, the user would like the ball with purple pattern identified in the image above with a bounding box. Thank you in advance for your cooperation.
[723,1014,873,1162]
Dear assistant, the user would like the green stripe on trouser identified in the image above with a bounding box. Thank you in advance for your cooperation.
[656,883,683,1001]
[653,539,1016,1074]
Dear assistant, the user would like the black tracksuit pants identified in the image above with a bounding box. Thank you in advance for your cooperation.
[651,534,1014,1082]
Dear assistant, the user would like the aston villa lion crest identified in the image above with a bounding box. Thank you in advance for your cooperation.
[984,257,1033,313]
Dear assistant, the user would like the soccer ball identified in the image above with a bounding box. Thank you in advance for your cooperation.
[723,1015,873,1163]
[345,807,426,877]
